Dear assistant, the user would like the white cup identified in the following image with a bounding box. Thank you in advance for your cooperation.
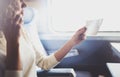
[85,18,103,35]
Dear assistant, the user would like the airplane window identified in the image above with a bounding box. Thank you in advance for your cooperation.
[47,0,120,33]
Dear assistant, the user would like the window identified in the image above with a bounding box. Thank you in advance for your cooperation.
[47,0,120,33]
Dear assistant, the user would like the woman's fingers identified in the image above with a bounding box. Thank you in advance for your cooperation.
[77,27,87,42]
[14,13,22,26]
[81,33,86,40]
[77,27,87,36]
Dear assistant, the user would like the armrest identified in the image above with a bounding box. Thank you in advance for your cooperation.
[37,68,76,77]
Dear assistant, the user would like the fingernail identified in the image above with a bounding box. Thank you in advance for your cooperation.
[84,27,87,30]
[15,14,20,21]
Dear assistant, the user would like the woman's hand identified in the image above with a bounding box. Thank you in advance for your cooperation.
[3,10,23,70]
[71,27,87,45]
[3,11,22,43]
[55,27,87,61]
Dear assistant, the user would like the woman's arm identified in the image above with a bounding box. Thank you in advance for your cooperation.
[36,27,86,70]
[5,40,22,77]
[3,13,22,70]
[6,41,22,70]
[54,27,86,61]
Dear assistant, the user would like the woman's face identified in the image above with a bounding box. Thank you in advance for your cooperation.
[19,0,27,16]
[21,0,27,8]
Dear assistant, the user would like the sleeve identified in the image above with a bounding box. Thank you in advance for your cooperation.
[5,70,23,77]
[24,25,60,70]
[30,36,59,70]
[36,52,59,70]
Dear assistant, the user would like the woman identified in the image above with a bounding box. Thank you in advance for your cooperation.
[0,0,86,77]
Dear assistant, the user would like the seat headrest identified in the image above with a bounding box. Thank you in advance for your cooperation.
[23,7,35,24]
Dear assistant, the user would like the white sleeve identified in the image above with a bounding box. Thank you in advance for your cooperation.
[36,53,60,70]
[5,70,23,77]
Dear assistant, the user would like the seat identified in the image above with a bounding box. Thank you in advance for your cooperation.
[23,7,76,77]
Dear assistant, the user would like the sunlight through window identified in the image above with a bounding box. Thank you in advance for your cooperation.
[47,0,120,32]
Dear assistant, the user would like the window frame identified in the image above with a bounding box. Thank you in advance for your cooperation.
[47,0,120,34]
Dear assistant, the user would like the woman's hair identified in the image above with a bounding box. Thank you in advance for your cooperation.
[0,0,21,31]
[0,0,29,42]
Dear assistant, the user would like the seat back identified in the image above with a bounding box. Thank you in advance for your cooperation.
[23,7,47,55]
